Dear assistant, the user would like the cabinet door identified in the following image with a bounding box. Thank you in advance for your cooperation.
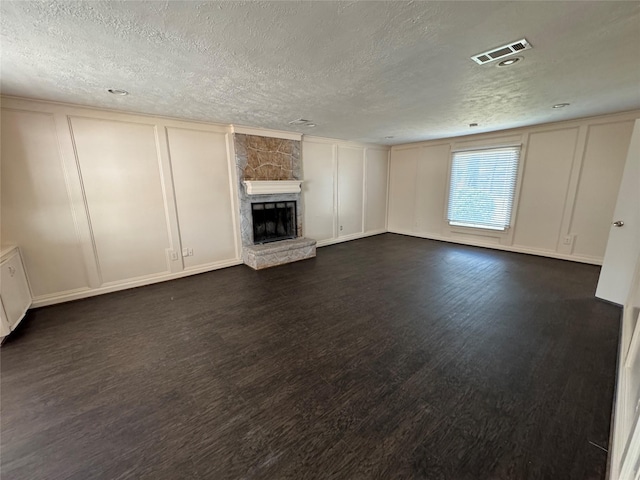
[337,146,364,237]
[0,302,11,337]
[1,252,31,329]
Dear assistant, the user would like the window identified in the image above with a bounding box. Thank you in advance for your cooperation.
[447,146,520,231]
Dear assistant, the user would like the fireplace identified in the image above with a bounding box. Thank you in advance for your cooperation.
[233,133,316,269]
[251,201,297,244]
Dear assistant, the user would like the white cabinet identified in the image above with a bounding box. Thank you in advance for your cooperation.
[1,247,32,337]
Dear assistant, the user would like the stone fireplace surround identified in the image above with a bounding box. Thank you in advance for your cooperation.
[233,133,316,270]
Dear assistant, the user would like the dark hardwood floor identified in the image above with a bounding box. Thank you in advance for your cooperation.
[1,234,621,479]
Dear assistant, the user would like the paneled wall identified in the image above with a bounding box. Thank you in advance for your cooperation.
[167,127,238,268]
[388,111,639,264]
[1,98,241,306]
[70,117,172,284]
[1,98,388,307]
[302,137,389,246]
[1,109,89,297]
[3,96,633,307]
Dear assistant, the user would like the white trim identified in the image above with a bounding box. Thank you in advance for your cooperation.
[30,258,243,307]
[303,135,389,150]
[160,126,186,273]
[243,180,302,195]
[52,111,102,289]
[1,95,230,133]
[154,125,183,274]
[387,229,603,265]
[66,114,105,286]
[361,147,367,234]
[556,125,588,255]
[618,418,640,480]
[225,133,243,261]
[392,109,640,150]
[385,149,390,231]
[336,144,343,236]
[231,125,302,141]
[610,254,640,478]
[0,246,19,262]
[0,247,32,331]
[442,135,526,247]
[451,143,522,153]
[316,229,386,248]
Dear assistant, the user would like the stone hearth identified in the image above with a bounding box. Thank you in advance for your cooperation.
[243,238,316,270]
[233,133,316,269]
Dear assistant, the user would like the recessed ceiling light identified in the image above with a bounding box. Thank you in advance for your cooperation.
[305,123,316,128]
[107,88,128,95]
[497,57,522,67]
[469,123,479,127]
[552,103,570,108]
[385,136,395,139]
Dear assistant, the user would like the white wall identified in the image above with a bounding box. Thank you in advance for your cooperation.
[1,98,388,307]
[1,109,90,297]
[302,136,389,247]
[388,111,639,264]
[166,127,238,269]
[1,98,242,306]
[2,96,634,308]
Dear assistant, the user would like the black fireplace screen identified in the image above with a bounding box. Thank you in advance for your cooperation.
[251,201,297,244]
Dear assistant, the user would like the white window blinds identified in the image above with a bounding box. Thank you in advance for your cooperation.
[447,146,520,231]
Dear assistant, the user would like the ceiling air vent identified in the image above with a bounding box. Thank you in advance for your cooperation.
[471,39,531,65]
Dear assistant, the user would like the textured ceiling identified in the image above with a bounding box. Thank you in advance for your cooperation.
[1,1,639,144]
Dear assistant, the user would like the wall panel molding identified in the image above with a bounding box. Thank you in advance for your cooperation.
[389,110,639,264]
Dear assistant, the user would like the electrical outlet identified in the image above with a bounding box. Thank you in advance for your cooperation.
[170,251,179,261]
[187,248,193,257]
[182,248,189,257]
[563,235,575,246]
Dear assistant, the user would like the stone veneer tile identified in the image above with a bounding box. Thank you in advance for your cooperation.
[234,133,309,269]
[242,135,298,181]
[243,238,317,270]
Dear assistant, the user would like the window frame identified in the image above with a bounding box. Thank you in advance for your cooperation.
[443,141,525,241]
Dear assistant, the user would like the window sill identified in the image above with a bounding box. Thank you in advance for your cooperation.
[447,224,513,245]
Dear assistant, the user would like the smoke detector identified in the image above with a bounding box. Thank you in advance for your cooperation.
[471,39,531,65]
[288,118,313,126]
[107,88,129,95]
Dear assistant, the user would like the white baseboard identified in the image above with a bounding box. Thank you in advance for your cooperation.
[387,229,603,266]
[316,229,387,248]
[31,230,601,308]
[31,258,243,307]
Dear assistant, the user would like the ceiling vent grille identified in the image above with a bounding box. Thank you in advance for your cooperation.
[471,39,531,65]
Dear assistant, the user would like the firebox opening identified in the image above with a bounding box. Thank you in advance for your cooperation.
[251,201,297,244]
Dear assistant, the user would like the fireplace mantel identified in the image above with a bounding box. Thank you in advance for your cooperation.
[243,180,302,195]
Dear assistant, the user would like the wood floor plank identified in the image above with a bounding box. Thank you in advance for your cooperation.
[1,234,620,479]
